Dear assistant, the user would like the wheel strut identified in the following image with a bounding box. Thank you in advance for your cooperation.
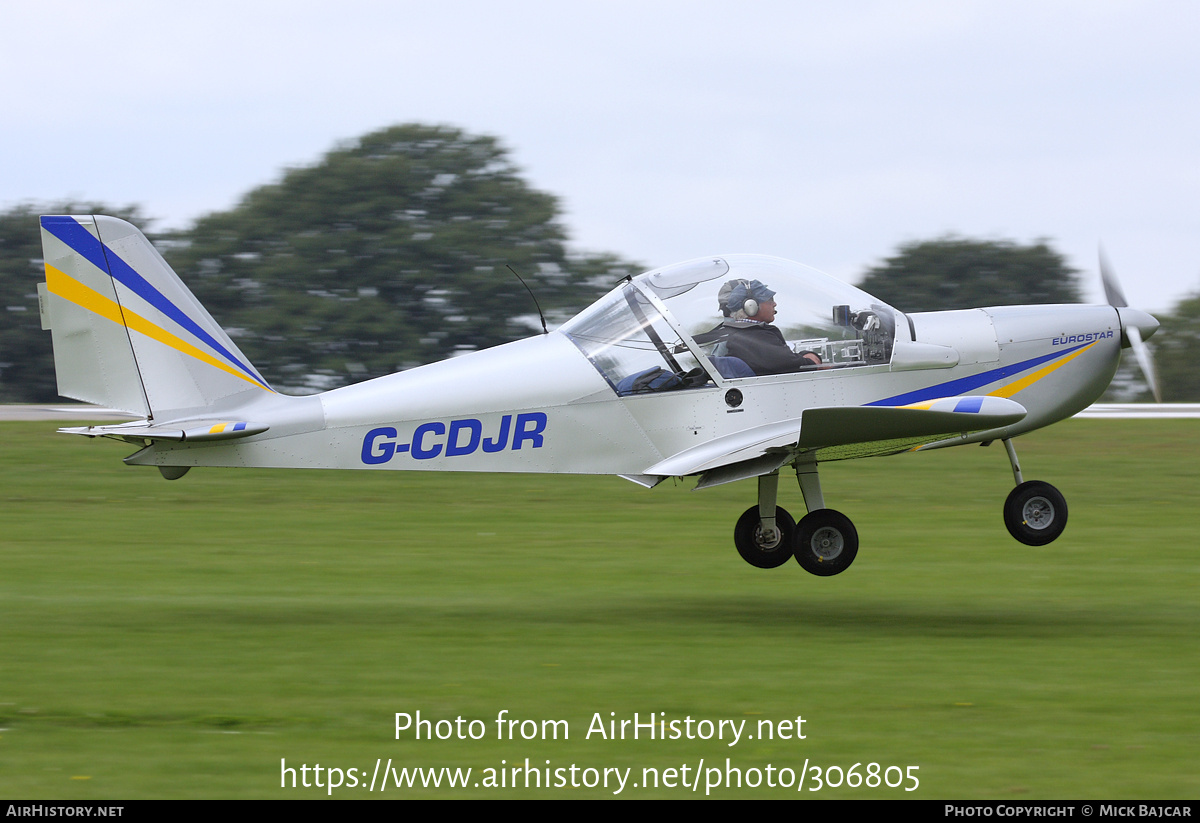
[757,471,780,544]
[794,457,825,512]
[1002,438,1023,486]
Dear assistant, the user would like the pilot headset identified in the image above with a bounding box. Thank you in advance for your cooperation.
[725,279,773,318]
[737,280,759,317]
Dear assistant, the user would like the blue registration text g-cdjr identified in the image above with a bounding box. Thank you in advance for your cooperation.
[361,413,548,464]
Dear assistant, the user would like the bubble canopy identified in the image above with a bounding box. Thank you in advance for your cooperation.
[560,255,904,393]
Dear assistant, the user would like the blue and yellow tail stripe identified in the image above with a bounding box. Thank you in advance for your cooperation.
[41,216,271,390]
[43,264,273,393]
[868,341,1097,408]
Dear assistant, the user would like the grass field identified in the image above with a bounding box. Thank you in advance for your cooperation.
[1,419,1197,798]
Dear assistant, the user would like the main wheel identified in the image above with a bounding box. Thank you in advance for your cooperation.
[734,506,796,568]
[793,509,858,576]
[1003,480,1067,546]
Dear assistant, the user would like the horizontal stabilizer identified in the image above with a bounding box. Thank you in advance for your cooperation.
[58,419,269,443]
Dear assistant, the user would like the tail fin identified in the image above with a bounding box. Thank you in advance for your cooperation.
[38,215,273,420]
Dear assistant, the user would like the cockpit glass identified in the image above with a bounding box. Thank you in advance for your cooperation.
[559,283,704,393]
[643,255,902,372]
[562,255,904,393]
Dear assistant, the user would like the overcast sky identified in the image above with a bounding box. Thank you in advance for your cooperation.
[5,1,1197,312]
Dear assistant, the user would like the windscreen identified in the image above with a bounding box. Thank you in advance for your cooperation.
[559,282,707,392]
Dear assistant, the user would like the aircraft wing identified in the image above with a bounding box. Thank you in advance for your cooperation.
[644,396,1027,489]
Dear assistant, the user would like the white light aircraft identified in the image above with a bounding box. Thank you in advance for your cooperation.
[36,215,1160,576]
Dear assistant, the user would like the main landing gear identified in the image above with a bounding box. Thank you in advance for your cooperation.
[731,438,1068,576]
[732,458,859,577]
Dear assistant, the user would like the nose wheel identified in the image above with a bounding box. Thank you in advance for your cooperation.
[1003,480,1068,546]
[1000,439,1068,546]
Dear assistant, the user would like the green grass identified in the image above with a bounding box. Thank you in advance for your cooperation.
[1,419,1197,798]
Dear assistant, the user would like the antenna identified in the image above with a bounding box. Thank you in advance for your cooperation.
[507,264,549,335]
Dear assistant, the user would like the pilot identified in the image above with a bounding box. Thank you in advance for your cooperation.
[701,279,822,376]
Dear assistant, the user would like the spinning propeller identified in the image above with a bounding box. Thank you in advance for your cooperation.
[1099,248,1162,402]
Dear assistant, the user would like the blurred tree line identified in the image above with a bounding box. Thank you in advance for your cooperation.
[857,237,1083,310]
[0,122,1195,402]
[162,125,638,393]
[1,124,638,400]
[1147,292,1200,402]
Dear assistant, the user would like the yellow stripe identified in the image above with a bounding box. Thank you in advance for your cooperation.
[209,423,229,434]
[45,265,270,392]
[45,264,128,326]
[898,399,942,411]
[988,342,1095,399]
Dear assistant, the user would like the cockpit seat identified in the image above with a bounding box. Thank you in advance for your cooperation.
[709,356,755,379]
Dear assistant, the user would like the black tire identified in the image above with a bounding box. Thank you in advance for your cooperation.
[793,509,858,576]
[734,506,796,568]
[1003,480,1067,546]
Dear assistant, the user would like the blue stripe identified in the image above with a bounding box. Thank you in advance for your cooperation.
[42,217,268,387]
[41,216,109,271]
[954,397,984,413]
[867,343,1090,407]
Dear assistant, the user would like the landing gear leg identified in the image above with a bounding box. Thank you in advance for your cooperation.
[1003,438,1023,485]
[795,458,825,511]
[1000,438,1068,546]
[791,457,858,576]
[733,471,795,568]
